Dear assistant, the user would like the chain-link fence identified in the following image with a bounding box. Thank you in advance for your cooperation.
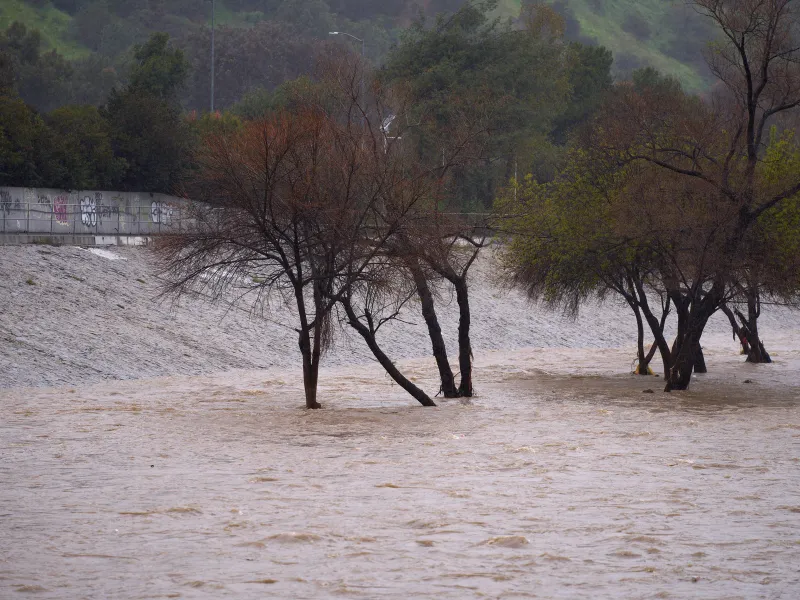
[0,188,190,237]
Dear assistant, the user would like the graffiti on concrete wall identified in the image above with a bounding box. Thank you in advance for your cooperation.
[110,195,125,219]
[0,190,10,215]
[151,201,174,224]
[1,190,23,216]
[131,195,140,221]
[98,202,120,220]
[1,187,186,236]
[80,195,97,227]
[53,195,69,224]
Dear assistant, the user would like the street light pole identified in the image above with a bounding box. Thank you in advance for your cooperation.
[210,0,215,113]
[329,31,365,122]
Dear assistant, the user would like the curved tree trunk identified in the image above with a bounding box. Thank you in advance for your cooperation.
[721,303,751,355]
[409,262,459,398]
[340,297,436,407]
[693,342,707,374]
[631,277,672,378]
[740,292,772,363]
[628,299,651,375]
[453,277,474,396]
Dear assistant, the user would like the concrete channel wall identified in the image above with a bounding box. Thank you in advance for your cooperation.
[0,187,189,245]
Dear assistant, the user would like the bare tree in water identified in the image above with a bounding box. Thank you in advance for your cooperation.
[161,54,481,408]
[160,109,365,408]
[161,59,395,408]
[398,210,490,397]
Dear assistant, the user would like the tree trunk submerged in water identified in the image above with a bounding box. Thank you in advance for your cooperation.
[453,277,473,396]
[630,277,672,378]
[340,297,436,407]
[410,262,459,398]
[628,299,653,375]
[298,327,322,409]
[721,303,751,355]
[295,278,323,409]
[737,291,772,364]
[664,332,699,391]
[693,342,707,374]
[663,287,720,391]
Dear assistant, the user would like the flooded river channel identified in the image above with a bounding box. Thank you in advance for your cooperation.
[2,342,800,599]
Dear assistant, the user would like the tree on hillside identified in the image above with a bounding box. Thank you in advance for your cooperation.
[229,77,318,120]
[47,104,127,189]
[549,42,613,145]
[69,54,124,106]
[183,22,319,111]
[71,0,120,53]
[0,52,14,94]
[0,94,54,187]
[127,32,189,99]
[103,33,191,192]
[0,22,74,112]
[381,0,570,210]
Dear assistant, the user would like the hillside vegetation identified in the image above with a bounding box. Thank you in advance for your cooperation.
[499,1,713,91]
[2,0,714,93]
[0,0,86,59]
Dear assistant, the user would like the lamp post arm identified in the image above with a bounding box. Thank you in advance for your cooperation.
[329,31,364,45]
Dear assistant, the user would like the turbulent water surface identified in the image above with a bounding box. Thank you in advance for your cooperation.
[2,337,800,599]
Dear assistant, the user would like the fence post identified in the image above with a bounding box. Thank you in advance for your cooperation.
[26,200,29,233]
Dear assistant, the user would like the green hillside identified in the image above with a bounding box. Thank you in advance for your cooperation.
[498,0,712,91]
[0,0,87,58]
[1,0,715,103]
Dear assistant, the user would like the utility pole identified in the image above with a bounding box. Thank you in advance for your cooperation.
[210,0,215,113]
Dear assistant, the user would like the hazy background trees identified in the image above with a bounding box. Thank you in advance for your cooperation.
[1,1,615,195]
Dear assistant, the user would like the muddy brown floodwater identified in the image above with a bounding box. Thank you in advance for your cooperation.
[2,341,800,599]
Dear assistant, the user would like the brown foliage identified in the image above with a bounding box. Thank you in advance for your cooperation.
[160,54,485,407]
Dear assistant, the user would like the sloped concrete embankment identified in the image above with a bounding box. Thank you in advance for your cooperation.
[2,245,792,389]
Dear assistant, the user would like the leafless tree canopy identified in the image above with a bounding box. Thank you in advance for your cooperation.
[159,53,487,407]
